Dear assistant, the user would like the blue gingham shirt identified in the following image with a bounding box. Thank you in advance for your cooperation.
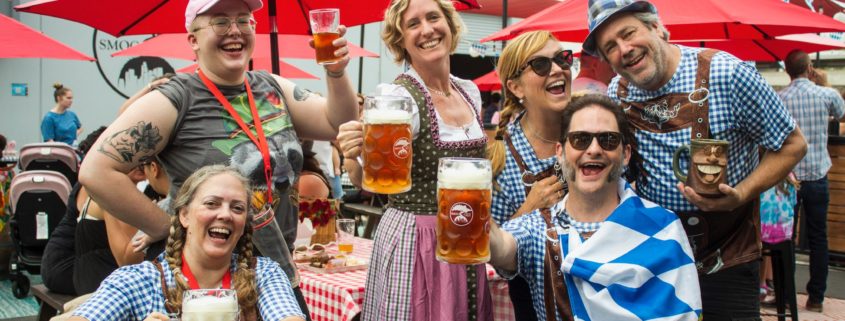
[491,111,558,225]
[608,45,796,212]
[497,200,570,321]
[74,253,304,321]
[778,78,845,181]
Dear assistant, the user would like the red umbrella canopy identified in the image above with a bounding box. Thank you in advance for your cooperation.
[15,0,391,36]
[481,0,845,43]
[112,33,378,60]
[473,70,501,92]
[453,0,482,11]
[177,59,318,79]
[0,14,94,60]
[673,34,845,62]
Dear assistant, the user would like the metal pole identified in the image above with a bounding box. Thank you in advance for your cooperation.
[269,0,280,75]
[357,25,365,94]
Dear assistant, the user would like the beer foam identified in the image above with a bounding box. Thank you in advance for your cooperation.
[182,295,238,313]
[364,109,411,124]
[438,166,490,189]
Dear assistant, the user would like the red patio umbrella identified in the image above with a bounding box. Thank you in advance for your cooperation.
[473,70,501,92]
[480,0,845,43]
[177,59,319,79]
[453,0,482,11]
[112,33,378,60]
[0,13,93,60]
[673,33,845,62]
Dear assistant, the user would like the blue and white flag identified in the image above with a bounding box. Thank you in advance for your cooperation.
[559,180,702,321]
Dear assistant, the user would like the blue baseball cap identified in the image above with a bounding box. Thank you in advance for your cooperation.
[582,0,657,56]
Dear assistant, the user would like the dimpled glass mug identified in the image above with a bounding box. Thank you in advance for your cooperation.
[436,157,492,264]
[673,138,730,197]
[361,95,413,194]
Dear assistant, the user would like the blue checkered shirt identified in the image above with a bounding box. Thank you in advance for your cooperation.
[73,253,304,321]
[608,45,796,212]
[498,201,570,321]
[492,111,558,225]
[778,78,845,181]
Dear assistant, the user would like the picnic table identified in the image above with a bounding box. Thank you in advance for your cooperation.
[297,237,515,321]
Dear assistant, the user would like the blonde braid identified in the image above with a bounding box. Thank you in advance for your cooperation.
[233,221,258,318]
[164,215,189,313]
[487,97,523,179]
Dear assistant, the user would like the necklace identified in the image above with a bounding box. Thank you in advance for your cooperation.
[427,86,451,97]
[524,123,557,144]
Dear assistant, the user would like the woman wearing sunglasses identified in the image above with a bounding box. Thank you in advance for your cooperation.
[486,30,572,320]
[336,0,491,320]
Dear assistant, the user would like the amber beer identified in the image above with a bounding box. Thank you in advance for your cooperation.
[362,96,413,194]
[314,32,340,65]
[308,8,340,65]
[436,158,492,264]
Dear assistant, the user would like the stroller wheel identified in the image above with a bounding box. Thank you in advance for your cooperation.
[11,275,29,299]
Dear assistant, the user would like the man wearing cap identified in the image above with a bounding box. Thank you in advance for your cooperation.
[582,0,807,320]
[78,0,359,318]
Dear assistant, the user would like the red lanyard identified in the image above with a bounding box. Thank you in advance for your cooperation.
[198,69,273,203]
[181,253,231,290]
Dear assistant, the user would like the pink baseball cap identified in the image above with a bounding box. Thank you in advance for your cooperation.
[185,0,263,32]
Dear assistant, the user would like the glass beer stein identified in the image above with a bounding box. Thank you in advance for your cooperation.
[361,95,413,194]
[436,157,492,264]
[181,289,239,321]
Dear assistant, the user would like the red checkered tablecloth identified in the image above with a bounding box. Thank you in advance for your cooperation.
[298,237,515,321]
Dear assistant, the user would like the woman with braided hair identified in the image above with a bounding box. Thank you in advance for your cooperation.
[68,165,305,321]
[486,30,572,321]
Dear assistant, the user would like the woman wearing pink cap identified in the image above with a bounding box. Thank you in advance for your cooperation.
[78,0,358,319]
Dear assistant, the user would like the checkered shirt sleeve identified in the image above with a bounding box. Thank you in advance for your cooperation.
[499,209,558,321]
[608,46,796,212]
[779,78,845,180]
[73,254,303,320]
[255,256,306,319]
[73,263,167,321]
[491,114,558,225]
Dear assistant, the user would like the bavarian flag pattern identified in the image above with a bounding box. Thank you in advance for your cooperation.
[559,180,702,321]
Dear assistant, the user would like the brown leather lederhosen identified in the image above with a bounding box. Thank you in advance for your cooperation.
[617,49,761,274]
[153,258,261,320]
[503,131,573,321]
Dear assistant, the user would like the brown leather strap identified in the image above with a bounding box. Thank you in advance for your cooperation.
[540,209,573,321]
[503,130,557,195]
[690,49,717,141]
[153,260,178,314]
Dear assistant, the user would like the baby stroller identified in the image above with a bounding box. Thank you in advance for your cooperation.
[18,142,79,186]
[8,170,71,298]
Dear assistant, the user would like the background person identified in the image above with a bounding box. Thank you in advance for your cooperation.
[486,30,571,320]
[78,0,358,318]
[337,0,492,319]
[570,53,615,95]
[69,165,306,321]
[41,83,82,146]
[779,49,845,312]
[583,0,807,319]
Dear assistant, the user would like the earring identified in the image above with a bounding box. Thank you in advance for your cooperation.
[519,98,524,104]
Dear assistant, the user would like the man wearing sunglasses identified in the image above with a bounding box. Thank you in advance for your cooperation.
[583,0,807,320]
[489,95,701,321]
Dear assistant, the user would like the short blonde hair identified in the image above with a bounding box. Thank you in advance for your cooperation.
[382,0,464,64]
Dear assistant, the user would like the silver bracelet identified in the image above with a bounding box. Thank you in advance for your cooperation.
[326,69,345,78]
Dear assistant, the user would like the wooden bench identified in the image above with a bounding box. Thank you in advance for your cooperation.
[340,203,384,239]
[31,284,75,321]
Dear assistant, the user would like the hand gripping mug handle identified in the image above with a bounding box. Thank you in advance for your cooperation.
[673,144,689,183]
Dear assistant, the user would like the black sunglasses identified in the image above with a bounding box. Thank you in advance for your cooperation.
[515,50,574,78]
[566,131,622,151]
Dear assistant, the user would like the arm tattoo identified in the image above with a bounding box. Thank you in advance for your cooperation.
[98,121,163,163]
[293,85,312,101]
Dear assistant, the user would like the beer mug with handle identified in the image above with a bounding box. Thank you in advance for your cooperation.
[436,157,492,264]
[181,289,239,321]
[362,95,413,194]
[672,138,730,197]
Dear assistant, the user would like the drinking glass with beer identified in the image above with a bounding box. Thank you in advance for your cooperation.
[336,218,356,256]
[308,8,341,65]
[181,289,239,321]
[436,157,492,264]
[361,95,413,194]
